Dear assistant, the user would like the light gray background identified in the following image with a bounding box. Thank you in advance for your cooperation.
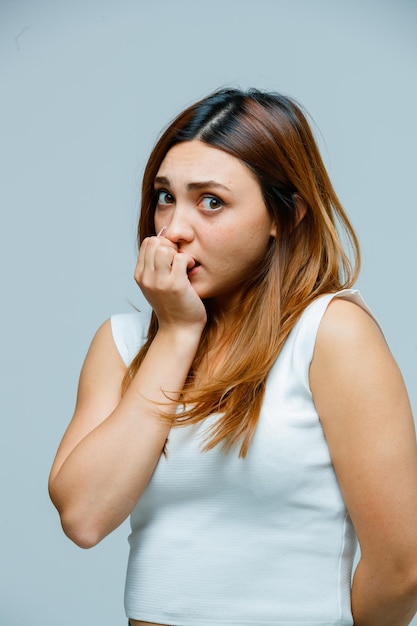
[1,1,416,624]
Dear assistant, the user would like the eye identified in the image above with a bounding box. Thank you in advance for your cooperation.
[201,195,224,211]
[155,190,174,205]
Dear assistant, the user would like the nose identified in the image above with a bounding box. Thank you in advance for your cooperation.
[163,206,194,244]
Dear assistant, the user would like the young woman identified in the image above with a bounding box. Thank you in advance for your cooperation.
[49,88,417,626]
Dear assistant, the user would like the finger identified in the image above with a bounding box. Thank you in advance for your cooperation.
[171,252,194,279]
[140,236,170,272]
[136,236,178,284]
[134,238,150,281]
[153,244,177,274]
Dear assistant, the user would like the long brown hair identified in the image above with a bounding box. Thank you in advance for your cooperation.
[123,88,360,456]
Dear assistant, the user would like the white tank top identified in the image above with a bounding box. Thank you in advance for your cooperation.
[111,289,375,625]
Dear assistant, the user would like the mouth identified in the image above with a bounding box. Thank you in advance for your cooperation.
[187,261,201,275]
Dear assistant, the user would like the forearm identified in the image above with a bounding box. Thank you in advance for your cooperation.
[352,558,417,626]
[49,326,202,547]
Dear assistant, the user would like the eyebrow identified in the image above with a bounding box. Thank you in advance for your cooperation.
[154,176,231,193]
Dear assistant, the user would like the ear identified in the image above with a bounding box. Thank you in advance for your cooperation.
[294,194,307,226]
[270,221,277,238]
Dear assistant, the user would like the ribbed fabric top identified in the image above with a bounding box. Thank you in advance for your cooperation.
[110,290,375,625]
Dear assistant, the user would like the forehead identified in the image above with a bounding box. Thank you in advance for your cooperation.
[156,140,258,187]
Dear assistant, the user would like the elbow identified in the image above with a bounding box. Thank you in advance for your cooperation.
[48,480,106,549]
[382,559,417,607]
[401,566,417,601]
[356,553,417,602]
[65,530,102,550]
[390,567,417,619]
[391,552,417,599]
[59,511,105,549]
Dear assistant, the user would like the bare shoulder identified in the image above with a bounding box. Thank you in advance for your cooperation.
[311,297,396,388]
[310,297,417,575]
[78,318,127,392]
[73,317,128,423]
[315,297,385,352]
[311,296,405,419]
[49,319,127,482]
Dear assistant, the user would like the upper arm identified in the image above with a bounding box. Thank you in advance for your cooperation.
[310,299,417,570]
[49,319,127,483]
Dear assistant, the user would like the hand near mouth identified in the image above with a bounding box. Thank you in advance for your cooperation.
[186,258,200,274]
[135,234,207,332]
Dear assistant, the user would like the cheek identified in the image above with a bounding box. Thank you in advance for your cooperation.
[198,226,227,254]
[243,227,271,256]
[212,225,240,246]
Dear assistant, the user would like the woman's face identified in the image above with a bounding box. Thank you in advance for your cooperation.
[153,140,276,311]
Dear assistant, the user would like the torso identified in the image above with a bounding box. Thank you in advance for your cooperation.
[117,292,366,626]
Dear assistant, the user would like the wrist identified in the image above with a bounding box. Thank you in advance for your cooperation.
[155,323,204,354]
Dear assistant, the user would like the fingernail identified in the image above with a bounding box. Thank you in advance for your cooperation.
[157,226,167,237]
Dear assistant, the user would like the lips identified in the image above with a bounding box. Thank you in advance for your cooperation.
[187,260,201,275]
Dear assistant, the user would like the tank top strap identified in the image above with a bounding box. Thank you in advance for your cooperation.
[279,289,378,395]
